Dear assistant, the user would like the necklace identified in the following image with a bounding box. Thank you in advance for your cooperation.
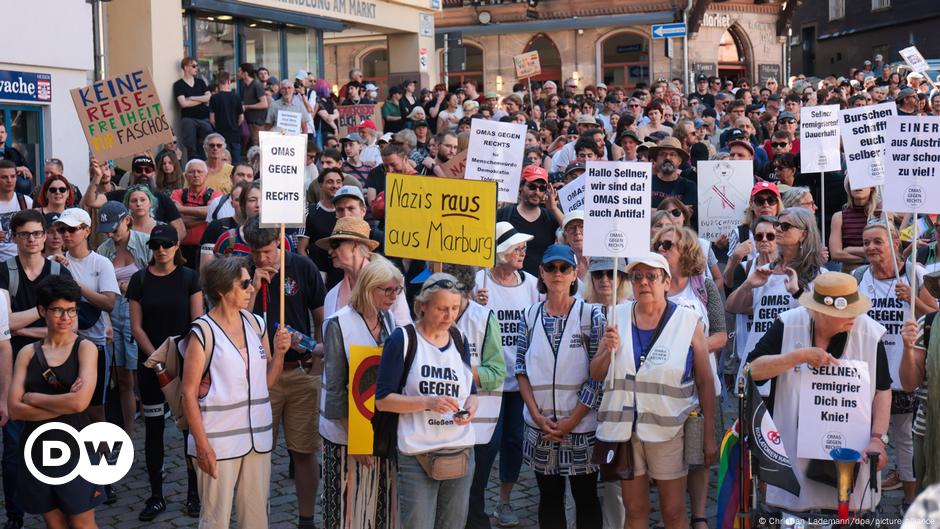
[868,267,899,301]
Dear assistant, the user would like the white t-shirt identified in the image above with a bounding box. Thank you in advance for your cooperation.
[205,194,236,222]
[0,289,11,342]
[0,194,32,261]
[65,251,120,346]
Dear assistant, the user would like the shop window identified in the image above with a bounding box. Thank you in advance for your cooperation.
[440,43,483,91]
[522,34,561,83]
[287,27,320,80]
[361,48,389,94]
[194,17,236,82]
[599,31,650,89]
[0,107,43,183]
[244,22,282,78]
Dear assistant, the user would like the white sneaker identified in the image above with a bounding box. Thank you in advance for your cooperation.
[493,503,519,527]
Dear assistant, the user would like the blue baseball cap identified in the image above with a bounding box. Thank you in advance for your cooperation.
[541,244,577,266]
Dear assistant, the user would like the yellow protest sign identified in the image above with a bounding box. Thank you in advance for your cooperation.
[348,345,383,455]
[384,173,497,267]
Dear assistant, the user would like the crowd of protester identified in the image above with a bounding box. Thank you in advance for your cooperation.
[1,53,940,529]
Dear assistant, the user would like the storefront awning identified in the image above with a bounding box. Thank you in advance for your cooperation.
[437,11,674,36]
[184,0,345,31]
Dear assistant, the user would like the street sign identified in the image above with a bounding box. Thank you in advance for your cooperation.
[651,23,687,40]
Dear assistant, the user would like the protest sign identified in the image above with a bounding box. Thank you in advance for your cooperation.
[796,360,872,460]
[696,160,751,241]
[884,115,940,214]
[384,173,497,267]
[440,149,467,179]
[900,46,930,73]
[513,51,542,78]
[839,102,895,190]
[465,119,527,202]
[348,345,383,455]
[259,131,306,227]
[275,110,302,134]
[70,69,173,160]
[558,174,586,213]
[335,104,379,137]
[800,104,841,173]
[583,161,652,258]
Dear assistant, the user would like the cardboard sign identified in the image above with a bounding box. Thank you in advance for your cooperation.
[384,173,497,267]
[70,69,173,160]
[275,110,302,135]
[465,119,527,203]
[583,161,652,258]
[558,173,586,213]
[259,131,306,227]
[839,102,895,190]
[884,115,940,214]
[796,360,872,460]
[900,46,930,73]
[513,51,541,79]
[440,149,467,179]
[348,345,383,455]
[696,160,752,241]
[335,104,379,137]
[800,104,841,173]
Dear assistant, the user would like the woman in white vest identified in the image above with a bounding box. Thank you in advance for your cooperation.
[653,226,727,529]
[656,197,722,289]
[471,221,540,526]
[374,273,478,529]
[516,244,606,529]
[442,263,507,529]
[321,257,404,529]
[747,272,892,515]
[591,252,717,529]
[181,256,291,529]
[727,207,824,395]
[856,221,936,506]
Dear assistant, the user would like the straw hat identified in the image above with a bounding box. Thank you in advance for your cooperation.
[315,217,379,251]
[647,137,689,164]
[798,272,871,318]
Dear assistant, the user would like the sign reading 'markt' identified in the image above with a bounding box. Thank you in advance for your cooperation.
[0,70,52,104]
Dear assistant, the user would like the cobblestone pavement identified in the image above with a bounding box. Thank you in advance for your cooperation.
[3,398,909,529]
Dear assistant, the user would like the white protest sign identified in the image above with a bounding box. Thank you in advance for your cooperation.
[465,118,527,203]
[884,115,940,214]
[275,110,302,135]
[839,102,895,190]
[696,160,751,242]
[558,173,586,213]
[583,161,651,258]
[900,46,930,73]
[796,360,871,460]
[259,131,306,227]
[800,104,841,173]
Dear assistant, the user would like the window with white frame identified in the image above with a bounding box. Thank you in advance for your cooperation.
[829,0,845,20]
[872,0,890,10]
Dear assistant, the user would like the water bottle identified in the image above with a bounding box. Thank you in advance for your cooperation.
[275,323,317,352]
[153,362,174,388]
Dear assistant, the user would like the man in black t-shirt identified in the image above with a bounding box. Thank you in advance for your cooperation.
[238,63,269,147]
[242,218,325,529]
[209,71,244,163]
[649,137,697,218]
[173,57,213,161]
[496,165,563,275]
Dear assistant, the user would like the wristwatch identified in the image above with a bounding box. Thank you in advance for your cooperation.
[871,432,889,446]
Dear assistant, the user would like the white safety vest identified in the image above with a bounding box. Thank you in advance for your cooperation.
[397,327,476,455]
[474,269,540,392]
[186,313,273,460]
[521,300,597,434]
[596,302,699,443]
[734,261,757,362]
[858,265,922,390]
[457,300,502,444]
[668,278,721,396]
[767,307,885,512]
[740,272,805,396]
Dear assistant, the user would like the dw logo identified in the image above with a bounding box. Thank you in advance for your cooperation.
[23,422,133,485]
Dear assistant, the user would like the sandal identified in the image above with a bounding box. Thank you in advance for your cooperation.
[692,517,710,529]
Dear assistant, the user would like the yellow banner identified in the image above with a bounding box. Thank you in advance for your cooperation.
[384,173,497,267]
[348,345,383,455]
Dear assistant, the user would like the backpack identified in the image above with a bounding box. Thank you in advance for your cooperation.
[5,256,61,298]
[144,309,264,430]
[210,194,230,222]
[182,188,214,207]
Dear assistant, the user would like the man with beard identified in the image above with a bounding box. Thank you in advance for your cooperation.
[496,165,563,276]
[650,137,697,214]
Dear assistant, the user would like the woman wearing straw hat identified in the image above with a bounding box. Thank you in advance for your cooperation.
[470,221,540,526]
[747,272,892,514]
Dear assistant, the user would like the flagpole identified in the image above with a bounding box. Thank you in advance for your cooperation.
[879,189,901,283]
[737,377,750,529]
[820,171,827,247]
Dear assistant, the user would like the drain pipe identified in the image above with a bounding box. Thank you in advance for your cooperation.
[683,0,693,90]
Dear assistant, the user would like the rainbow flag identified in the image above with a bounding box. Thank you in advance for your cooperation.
[716,420,750,529]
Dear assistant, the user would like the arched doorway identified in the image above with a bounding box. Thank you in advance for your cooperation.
[599,31,650,89]
[440,42,484,91]
[360,48,388,95]
[718,26,749,84]
[522,34,561,83]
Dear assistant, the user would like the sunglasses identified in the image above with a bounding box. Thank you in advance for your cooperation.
[654,240,674,252]
[236,279,252,290]
[48,186,68,194]
[628,271,662,283]
[59,225,84,234]
[780,119,796,124]
[423,279,469,292]
[207,143,225,149]
[753,196,778,207]
[543,262,573,274]
[329,239,352,250]
[776,221,803,232]
[754,232,776,242]
[591,270,625,281]
[666,208,682,218]
[526,183,547,192]
[148,240,176,250]
[771,142,789,148]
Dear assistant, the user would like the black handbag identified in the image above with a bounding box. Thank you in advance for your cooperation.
[591,439,634,481]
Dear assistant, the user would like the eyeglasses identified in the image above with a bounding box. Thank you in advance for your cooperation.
[628,271,662,283]
[379,285,404,297]
[423,279,469,292]
[753,195,778,207]
[148,240,176,250]
[666,208,682,218]
[47,307,78,319]
[771,142,789,148]
[526,183,547,192]
[653,240,674,252]
[15,230,45,240]
[776,221,803,232]
[47,186,68,194]
[564,224,583,234]
[754,232,776,242]
[800,200,816,208]
[542,262,573,274]
[237,279,252,290]
[774,164,794,171]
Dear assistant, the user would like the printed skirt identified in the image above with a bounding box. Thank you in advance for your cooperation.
[322,437,398,529]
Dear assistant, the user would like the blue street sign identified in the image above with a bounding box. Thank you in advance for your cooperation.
[0,70,52,104]
[651,23,687,40]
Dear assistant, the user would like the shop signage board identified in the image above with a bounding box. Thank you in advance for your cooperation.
[0,70,51,104]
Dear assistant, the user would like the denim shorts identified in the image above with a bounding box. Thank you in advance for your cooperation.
[111,296,137,369]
